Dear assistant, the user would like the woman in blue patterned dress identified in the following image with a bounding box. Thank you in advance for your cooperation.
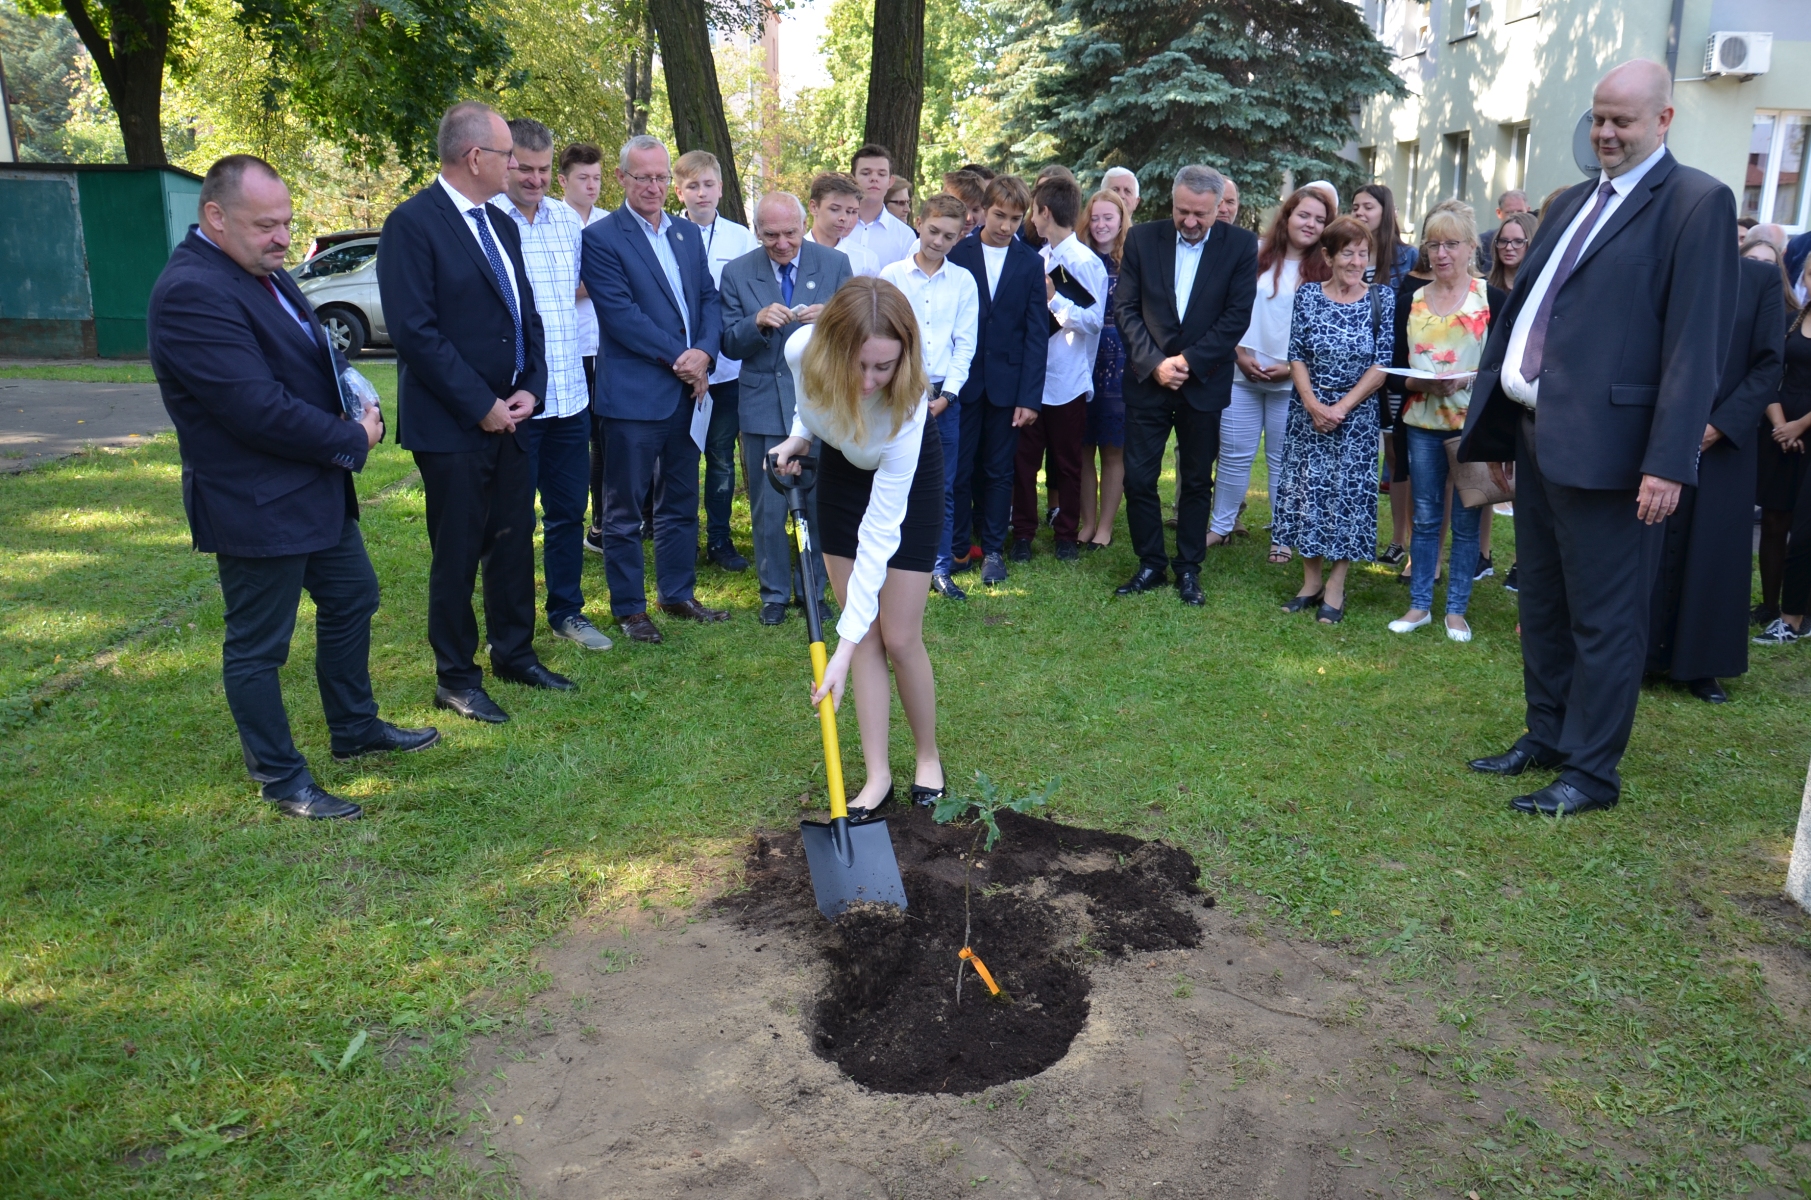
[1272,216,1393,624]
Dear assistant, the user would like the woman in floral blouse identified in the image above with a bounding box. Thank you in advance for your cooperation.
[1386,206,1506,642]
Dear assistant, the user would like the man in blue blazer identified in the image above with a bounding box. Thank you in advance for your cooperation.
[945,175,1047,586]
[149,155,438,821]
[581,135,728,644]
[380,102,571,726]
[720,191,851,624]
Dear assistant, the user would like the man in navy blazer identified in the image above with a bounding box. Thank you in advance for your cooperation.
[380,102,571,726]
[581,134,728,644]
[945,175,1047,587]
[1458,61,1738,816]
[148,156,437,821]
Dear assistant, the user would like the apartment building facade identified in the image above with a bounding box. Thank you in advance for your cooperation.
[1354,0,1811,233]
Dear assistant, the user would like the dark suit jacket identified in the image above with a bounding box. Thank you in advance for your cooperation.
[148,230,369,558]
[1457,151,1738,488]
[582,204,722,423]
[946,232,1047,410]
[1115,219,1260,412]
[720,240,853,436]
[1709,258,1786,445]
[378,182,548,454]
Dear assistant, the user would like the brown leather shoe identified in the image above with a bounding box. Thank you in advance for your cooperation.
[658,599,729,623]
[618,612,663,643]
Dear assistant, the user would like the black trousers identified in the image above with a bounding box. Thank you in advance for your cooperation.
[216,518,381,799]
[1784,454,1811,615]
[1124,393,1220,574]
[414,436,540,690]
[1513,411,1664,801]
[951,398,1018,556]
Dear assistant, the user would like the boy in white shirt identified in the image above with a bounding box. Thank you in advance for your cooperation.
[846,142,917,269]
[1012,175,1106,561]
[880,194,978,600]
[806,172,879,277]
[675,150,759,572]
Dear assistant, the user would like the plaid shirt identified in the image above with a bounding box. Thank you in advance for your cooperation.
[493,195,586,418]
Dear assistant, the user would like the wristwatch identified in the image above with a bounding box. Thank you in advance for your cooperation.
[939,390,958,405]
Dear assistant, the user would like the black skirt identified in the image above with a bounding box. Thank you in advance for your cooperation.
[816,426,944,572]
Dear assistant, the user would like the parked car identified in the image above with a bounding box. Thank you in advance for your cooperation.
[300,228,381,261]
[290,237,386,355]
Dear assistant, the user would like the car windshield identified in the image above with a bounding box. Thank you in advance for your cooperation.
[298,242,377,280]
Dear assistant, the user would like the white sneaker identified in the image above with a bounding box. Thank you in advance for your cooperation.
[1388,612,1432,633]
[1753,617,1801,646]
[1445,618,1473,643]
[554,614,613,650]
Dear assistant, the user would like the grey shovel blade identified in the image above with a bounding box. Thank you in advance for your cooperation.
[799,815,908,919]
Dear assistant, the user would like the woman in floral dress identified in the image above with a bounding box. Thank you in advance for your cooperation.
[1272,216,1394,624]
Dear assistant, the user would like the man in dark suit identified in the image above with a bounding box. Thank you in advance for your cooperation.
[1112,165,1259,605]
[946,174,1047,586]
[1458,60,1738,816]
[1646,253,1784,701]
[581,135,729,644]
[720,191,852,624]
[379,102,572,726]
[149,155,438,820]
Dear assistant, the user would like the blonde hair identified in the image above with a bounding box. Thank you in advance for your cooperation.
[1421,205,1481,277]
[673,149,721,183]
[801,277,928,444]
[1084,189,1130,265]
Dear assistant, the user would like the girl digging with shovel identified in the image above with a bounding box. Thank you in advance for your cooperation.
[769,277,949,816]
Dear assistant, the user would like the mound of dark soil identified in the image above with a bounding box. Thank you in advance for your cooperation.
[721,804,1211,1094]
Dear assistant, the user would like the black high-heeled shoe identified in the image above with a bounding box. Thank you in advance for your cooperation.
[847,782,895,819]
[910,762,948,808]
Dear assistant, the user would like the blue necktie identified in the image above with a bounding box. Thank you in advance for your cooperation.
[780,261,795,306]
[467,206,526,377]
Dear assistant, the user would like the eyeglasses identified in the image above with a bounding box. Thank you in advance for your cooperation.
[1425,240,1469,253]
[473,145,514,158]
[1496,237,1528,249]
[625,172,672,187]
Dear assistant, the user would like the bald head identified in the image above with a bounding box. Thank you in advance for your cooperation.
[755,191,806,265]
[1590,59,1674,177]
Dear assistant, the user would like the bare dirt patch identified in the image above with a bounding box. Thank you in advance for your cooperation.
[457,809,1535,1197]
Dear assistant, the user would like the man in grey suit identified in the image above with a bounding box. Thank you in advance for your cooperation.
[721,192,854,624]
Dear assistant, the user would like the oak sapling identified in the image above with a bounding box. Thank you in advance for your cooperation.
[931,774,1060,1003]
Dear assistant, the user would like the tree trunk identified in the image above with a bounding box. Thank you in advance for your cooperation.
[864,0,924,185]
[626,12,654,136]
[646,0,745,226]
[61,0,169,165]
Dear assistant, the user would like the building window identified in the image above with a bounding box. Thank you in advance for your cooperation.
[1361,146,1378,183]
[1505,0,1538,20]
[1445,132,1470,201]
[1507,123,1530,192]
[1401,140,1422,222]
[1453,0,1480,38]
[1746,111,1811,228]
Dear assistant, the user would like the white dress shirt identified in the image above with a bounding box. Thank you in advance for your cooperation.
[625,203,691,344]
[437,175,522,319]
[1239,257,1302,392]
[493,195,587,418]
[1501,145,1667,408]
[1173,227,1210,321]
[846,207,916,271]
[880,253,979,398]
[980,242,1008,299]
[786,325,928,644]
[1040,233,1108,405]
[687,213,757,383]
[565,201,609,357]
[808,228,878,277]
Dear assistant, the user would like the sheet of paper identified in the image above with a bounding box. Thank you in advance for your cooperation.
[690,391,713,452]
[1380,367,1477,382]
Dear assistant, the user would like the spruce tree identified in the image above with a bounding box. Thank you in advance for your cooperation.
[999,0,1403,216]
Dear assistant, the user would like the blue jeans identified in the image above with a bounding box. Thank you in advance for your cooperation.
[520,410,593,627]
[931,400,963,573]
[703,379,741,548]
[1405,424,1481,615]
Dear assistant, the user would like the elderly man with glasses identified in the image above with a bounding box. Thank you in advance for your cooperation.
[579,134,728,644]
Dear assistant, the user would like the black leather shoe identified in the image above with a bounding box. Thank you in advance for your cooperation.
[332,721,441,762]
[1511,779,1617,817]
[980,552,1008,586]
[705,542,749,572]
[1176,571,1205,606]
[493,662,577,691]
[1054,540,1080,561]
[1116,566,1167,595]
[1687,677,1729,704]
[847,783,895,819]
[1010,538,1033,563]
[271,783,362,820]
[435,686,509,723]
[760,602,788,625]
[910,762,948,808]
[931,573,967,600]
[1468,745,1560,776]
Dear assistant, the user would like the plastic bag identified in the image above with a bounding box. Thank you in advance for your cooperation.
[338,366,380,420]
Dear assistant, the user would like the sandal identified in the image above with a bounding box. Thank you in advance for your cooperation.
[1317,602,1346,625]
[1268,544,1293,565]
[1282,590,1324,614]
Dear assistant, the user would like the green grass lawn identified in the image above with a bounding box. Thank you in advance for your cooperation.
[0,365,160,384]
[2,363,1808,1196]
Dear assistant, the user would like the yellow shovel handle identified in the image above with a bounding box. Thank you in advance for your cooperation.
[958,947,1002,995]
[809,640,847,820]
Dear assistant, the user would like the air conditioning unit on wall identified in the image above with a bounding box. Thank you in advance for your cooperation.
[1705,31,1772,79]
